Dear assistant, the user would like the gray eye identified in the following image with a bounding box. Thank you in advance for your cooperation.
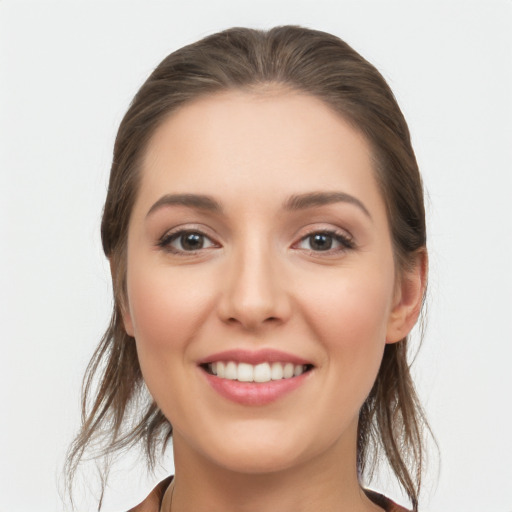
[179,233,205,250]
[168,231,216,252]
[296,231,353,253]
[298,233,339,251]
[307,233,333,251]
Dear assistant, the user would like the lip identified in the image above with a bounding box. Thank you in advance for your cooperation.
[197,349,314,406]
[202,369,312,406]
[197,348,312,366]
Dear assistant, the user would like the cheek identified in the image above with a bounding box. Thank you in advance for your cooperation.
[125,262,214,365]
[124,263,220,421]
[298,264,394,383]
[302,268,393,339]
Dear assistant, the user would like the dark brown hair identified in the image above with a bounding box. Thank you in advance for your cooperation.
[66,25,431,511]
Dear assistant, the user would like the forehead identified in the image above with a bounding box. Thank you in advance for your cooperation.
[137,89,385,219]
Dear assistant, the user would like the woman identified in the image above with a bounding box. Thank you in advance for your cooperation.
[67,26,431,512]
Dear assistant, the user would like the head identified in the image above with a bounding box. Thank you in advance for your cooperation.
[69,25,429,510]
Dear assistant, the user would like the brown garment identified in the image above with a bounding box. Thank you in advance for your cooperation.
[364,489,412,512]
[127,477,411,512]
[128,476,173,512]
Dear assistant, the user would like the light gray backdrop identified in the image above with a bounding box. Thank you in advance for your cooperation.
[1,1,511,511]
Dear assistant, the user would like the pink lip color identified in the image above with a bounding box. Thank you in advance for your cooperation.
[202,370,311,406]
[198,349,314,406]
[197,349,311,366]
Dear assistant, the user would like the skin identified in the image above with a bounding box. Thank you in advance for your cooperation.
[120,89,426,512]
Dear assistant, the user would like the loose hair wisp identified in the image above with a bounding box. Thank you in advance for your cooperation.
[66,26,431,511]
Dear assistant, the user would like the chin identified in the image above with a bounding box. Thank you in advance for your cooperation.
[207,443,308,475]
[189,420,330,476]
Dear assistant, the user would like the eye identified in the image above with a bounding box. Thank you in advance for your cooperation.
[296,231,354,253]
[159,230,217,254]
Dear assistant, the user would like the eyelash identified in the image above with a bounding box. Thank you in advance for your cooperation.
[157,228,355,255]
[158,228,218,254]
[294,229,355,254]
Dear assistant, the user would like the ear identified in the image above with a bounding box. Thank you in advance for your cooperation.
[109,258,135,337]
[386,249,427,344]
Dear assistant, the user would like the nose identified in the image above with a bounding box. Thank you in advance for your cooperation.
[217,241,292,331]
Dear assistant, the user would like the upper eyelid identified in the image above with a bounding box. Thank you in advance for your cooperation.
[157,229,220,258]
[297,232,353,246]
[156,223,354,246]
[159,224,218,240]
[291,225,356,252]
[157,226,221,252]
[293,224,353,241]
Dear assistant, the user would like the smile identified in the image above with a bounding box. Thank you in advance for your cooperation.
[205,361,312,382]
[198,349,314,405]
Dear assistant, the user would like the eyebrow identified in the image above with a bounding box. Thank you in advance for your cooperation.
[146,191,371,219]
[146,193,222,217]
[284,191,371,219]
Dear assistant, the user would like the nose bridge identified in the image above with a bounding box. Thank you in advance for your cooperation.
[220,231,289,328]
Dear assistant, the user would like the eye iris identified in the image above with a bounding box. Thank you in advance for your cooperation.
[181,233,203,250]
[310,233,332,251]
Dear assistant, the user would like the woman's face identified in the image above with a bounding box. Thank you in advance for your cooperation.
[122,89,415,475]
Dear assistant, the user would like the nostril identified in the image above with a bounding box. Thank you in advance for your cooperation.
[226,315,278,325]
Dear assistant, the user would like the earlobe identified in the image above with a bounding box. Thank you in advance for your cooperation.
[386,249,427,344]
[109,258,135,337]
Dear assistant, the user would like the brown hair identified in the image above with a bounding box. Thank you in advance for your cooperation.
[66,25,431,510]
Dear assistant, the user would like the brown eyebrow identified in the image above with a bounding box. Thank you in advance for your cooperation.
[146,193,222,217]
[284,191,372,219]
[146,191,370,219]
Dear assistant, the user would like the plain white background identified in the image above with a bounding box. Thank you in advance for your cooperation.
[1,1,511,511]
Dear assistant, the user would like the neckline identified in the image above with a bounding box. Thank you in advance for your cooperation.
[128,476,411,512]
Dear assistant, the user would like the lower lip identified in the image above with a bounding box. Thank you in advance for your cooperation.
[202,369,311,406]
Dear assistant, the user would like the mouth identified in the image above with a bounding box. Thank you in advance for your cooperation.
[197,349,315,404]
[201,361,314,383]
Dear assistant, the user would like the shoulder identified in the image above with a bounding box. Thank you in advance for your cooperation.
[127,476,173,512]
[364,489,412,512]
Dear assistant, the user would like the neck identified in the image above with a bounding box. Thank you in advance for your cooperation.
[166,424,382,512]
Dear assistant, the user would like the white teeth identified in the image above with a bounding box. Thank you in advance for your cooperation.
[225,361,237,380]
[270,362,283,380]
[207,361,308,382]
[283,363,294,379]
[237,362,254,382]
[253,363,271,383]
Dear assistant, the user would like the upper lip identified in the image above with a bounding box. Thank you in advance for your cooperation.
[197,349,313,366]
